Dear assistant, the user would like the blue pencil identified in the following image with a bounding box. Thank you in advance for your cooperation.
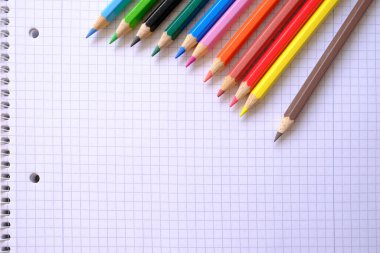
[175,0,236,58]
[86,0,133,38]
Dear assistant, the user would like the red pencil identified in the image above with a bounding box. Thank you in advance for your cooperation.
[230,0,324,107]
[218,0,304,97]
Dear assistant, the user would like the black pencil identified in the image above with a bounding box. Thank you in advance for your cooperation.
[131,0,183,47]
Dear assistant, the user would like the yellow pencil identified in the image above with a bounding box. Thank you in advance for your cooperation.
[240,0,340,117]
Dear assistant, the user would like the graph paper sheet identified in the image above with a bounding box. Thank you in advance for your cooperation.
[5,0,380,252]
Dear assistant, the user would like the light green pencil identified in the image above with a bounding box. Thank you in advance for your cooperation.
[110,0,158,44]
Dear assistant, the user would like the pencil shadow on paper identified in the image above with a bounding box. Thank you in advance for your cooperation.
[112,32,136,49]
[87,28,109,45]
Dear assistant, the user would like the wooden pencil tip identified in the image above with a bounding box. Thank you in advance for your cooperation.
[229,96,238,108]
[151,46,160,57]
[109,33,118,44]
[203,71,213,82]
[274,132,283,142]
[175,47,185,59]
[185,57,196,68]
[130,36,141,47]
[217,89,225,98]
[86,28,97,38]
[240,106,248,117]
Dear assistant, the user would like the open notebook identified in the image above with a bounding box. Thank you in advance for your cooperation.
[3,0,380,252]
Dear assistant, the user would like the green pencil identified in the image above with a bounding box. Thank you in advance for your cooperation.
[151,0,210,56]
[110,0,158,44]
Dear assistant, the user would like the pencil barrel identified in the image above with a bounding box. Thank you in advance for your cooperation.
[165,0,209,40]
[252,0,340,100]
[143,0,182,32]
[285,0,373,120]
[101,0,132,21]
[216,0,279,66]
[124,0,158,29]
[229,0,303,82]
[189,0,235,41]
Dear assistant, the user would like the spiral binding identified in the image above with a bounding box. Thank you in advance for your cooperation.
[0,0,10,252]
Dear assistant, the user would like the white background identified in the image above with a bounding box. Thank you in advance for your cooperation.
[6,0,380,252]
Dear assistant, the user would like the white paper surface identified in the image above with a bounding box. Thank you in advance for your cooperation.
[5,0,380,252]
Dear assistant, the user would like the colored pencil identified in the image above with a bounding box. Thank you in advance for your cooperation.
[186,0,253,67]
[217,0,303,97]
[275,0,374,142]
[240,0,340,117]
[152,0,210,57]
[86,0,133,38]
[175,0,236,59]
[131,0,182,47]
[230,0,323,107]
[204,0,279,81]
[110,0,158,44]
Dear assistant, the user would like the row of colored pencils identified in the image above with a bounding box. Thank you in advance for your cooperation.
[87,0,374,141]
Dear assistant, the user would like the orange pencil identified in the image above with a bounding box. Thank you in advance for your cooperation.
[204,0,280,82]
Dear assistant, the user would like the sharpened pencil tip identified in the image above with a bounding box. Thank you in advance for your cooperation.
[240,106,248,117]
[130,36,141,47]
[151,46,160,57]
[204,71,213,82]
[175,47,186,59]
[186,57,196,68]
[274,132,283,142]
[217,89,225,97]
[86,28,97,38]
[230,96,238,107]
[109,33,118,44]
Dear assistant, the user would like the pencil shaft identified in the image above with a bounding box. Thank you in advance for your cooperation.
[251,0,340,100]
[229,0,303,82]
[102,0,133,22]
[124,0,158,29]
[189,0,252,64]
[239,0,323,96]
[188,0,235,43]
[143,0,182,32]
[165,0,209,40]
[285,0,374,121]
[214,0,279,68]
[197,0,253,51]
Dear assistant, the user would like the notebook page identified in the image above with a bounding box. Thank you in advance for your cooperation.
[6,0,380,252]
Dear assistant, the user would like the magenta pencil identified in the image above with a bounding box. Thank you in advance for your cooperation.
[186,0,253,67]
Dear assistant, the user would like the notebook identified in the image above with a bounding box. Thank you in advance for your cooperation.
[3,0,380,252]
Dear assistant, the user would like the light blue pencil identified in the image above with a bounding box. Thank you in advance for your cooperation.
[175,0,236,58]
[87,0,133,38]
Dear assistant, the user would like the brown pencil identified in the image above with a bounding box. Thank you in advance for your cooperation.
[217,0,304,97]
[274,0,374,142]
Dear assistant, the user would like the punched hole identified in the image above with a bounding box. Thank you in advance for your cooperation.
[29,173,40,183]
[29,27,39,38]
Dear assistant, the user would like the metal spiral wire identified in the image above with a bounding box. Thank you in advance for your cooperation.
[0,0,10,251]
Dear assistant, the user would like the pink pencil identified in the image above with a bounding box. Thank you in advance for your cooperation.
[186,0,253,67]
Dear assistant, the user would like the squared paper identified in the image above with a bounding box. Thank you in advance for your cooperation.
[5,0,380,252]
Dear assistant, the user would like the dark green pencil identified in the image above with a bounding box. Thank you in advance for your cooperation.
[151,0,210,56]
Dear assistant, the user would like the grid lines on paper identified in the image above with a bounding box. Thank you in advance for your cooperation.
[7,0,380,252]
